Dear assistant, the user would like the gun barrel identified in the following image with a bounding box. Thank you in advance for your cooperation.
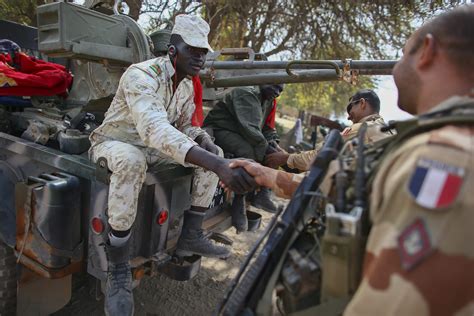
[202,60,397,70]
[200,59,396,87]
[202,69,339,87]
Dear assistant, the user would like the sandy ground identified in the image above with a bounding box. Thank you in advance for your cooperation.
[53,201,287,316]
[276,116,296,132]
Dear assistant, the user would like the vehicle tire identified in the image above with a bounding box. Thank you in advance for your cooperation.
[0,241,17,315]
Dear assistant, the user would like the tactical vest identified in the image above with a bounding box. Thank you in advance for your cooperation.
[370,102,474,184]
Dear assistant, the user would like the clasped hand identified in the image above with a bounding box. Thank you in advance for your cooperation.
[217,160,257,195]
[220,159,277,194]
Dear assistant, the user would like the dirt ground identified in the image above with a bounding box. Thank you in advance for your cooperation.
[54,202,286,316]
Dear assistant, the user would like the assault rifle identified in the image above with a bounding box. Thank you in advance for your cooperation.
[217,130,343,315]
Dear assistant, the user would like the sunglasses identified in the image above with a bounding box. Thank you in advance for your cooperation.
[346,98,364,113]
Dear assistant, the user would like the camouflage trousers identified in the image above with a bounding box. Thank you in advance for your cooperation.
[90,140,222,231]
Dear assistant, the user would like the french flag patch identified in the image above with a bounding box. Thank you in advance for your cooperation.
[408,158,465,209]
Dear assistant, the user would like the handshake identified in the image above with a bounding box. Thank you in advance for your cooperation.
[195,135,279,195]
[218,159,277,195]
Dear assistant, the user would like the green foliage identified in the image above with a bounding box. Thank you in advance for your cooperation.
[0,0,46,26]
[144,0,461,117]
[279,77,376,117]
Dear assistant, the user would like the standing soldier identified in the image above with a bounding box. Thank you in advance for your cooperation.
[230,5,474,315]
[345,5,474,315]
[89,15,255,315]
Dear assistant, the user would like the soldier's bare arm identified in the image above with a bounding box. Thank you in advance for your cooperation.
[228,160,303,199]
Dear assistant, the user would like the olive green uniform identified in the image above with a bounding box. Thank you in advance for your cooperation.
[203,86,278,162]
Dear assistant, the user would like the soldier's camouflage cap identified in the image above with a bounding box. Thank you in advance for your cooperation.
[172,14,213,52]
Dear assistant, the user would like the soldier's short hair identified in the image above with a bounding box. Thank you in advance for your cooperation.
[409,5,474,78]
[349,89,380,113]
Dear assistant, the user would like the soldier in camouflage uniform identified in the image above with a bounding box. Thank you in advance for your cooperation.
[89,15,255,315]
[344,5,474,315]
[230,5,474,315]
[265,89,392,172]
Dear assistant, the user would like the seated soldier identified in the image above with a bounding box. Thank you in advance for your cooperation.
[203,84,284,232]
[89,15,255,315]
[265,89,392,171]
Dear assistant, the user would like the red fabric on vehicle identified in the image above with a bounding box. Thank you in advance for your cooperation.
[191,75,204,127]
[0,52,72,97]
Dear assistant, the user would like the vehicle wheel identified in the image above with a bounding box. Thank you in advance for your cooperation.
[0,241,17,315]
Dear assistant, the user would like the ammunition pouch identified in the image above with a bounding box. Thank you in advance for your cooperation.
[321,206,366,301]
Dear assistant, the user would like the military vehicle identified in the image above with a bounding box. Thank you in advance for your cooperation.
[0,1,395,314]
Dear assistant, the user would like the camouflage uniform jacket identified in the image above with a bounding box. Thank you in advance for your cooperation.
[287,114,391,171]
[345,95,474,316]
[203,86,278,161]
[89,56,207,166]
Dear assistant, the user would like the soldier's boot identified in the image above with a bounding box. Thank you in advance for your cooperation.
[104,240,134,316]
[176,210,231,259]
[251,187,277,213]
[231,194,248,234]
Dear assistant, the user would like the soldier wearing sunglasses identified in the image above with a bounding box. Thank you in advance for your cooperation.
[265,89,392,172]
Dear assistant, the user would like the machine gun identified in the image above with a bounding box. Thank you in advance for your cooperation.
[34,2,396,107]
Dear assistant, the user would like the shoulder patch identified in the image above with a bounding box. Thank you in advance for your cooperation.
[149,64,162,76]
[408,158,465,209]
[397,218,433,270]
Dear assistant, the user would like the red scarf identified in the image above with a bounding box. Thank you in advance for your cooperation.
[264,99,277,129]
[0,52,72,97]
[191,75,204,127]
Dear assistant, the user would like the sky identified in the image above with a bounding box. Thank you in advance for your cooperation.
[374,76,412,121]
